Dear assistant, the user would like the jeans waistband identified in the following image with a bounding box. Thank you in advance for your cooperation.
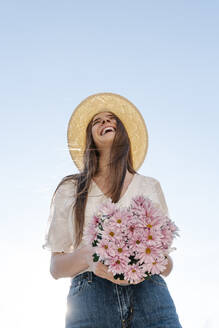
[71,271,94,283]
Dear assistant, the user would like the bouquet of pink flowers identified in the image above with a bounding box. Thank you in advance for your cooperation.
[84,195,179,283]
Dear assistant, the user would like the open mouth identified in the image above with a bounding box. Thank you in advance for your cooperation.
[100,127,116,136]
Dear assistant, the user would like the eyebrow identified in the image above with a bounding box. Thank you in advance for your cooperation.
[92,114,115,125]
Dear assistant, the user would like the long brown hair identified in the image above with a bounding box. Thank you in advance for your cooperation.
[52,111,136,249]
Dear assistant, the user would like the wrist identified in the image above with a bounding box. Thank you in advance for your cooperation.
[160,255,173,277]
[80,245,95,270]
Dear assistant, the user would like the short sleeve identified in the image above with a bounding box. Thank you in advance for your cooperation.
[151,179,170,217]
[42,179,77,253]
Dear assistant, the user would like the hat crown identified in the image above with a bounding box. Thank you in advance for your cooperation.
[67,92,148,171]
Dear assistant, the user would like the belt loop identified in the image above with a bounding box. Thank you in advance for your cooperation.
[87,271,93,283]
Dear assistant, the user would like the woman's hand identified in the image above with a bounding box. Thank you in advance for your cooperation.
[84,245,145,285]
[84,245,129,284]
[160,255,173,277]
[96,262,147,285]
[92,262,131,285]
[86,251,131,284]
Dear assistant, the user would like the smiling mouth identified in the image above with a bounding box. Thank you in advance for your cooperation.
[100,127,116,136]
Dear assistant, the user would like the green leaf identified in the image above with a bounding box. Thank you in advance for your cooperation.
[92,240,98,247]
[98,223,104,231]
[128,255,139,265]
[93,253,100,262]
[114,273,125,280]
[144,272,151,280]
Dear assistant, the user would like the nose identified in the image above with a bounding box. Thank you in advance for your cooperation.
[101,118,111,124]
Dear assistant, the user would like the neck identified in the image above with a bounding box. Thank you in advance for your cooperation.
[95,151,131,182]
[96,149,111,178]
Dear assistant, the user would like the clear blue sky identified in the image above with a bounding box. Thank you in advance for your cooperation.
[1,1,219,327]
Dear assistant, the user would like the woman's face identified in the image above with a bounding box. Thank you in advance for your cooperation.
[91,111,117,150]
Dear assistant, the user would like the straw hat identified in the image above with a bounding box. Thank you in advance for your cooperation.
[67,92,148,171]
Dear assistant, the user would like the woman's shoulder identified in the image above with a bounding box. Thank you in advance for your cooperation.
[135,173,160,186]
[54,175,77,198]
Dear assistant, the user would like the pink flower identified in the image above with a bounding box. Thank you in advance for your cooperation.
[126,222,137,238]
[125,215,143,239]
[142,214,163,231]
[109,209,131,231]
[108,256,129,275]
[131,195,146,208]
[95,238,111,260]
[146,257,168,275]
[84,219,98,244]
[129,230,145,250]
[131,196,163,219]
[137,244,162,264]
[113,240,130,259]
[144,228,162,247]
[166,218,180,236]
[93,215,100,226]
[161,227,173,248]
[124,264,145,283]
[102,223,121,242]
[98,199,117,217]
[87,194,179,283]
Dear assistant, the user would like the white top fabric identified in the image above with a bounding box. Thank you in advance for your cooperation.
[42,173,170,279]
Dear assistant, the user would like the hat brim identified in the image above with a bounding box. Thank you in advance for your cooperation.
[67,92,148,171]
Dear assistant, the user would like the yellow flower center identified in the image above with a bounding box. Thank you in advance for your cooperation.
[148,235,153,240]
[136,240,140,244]
[116,260,120,264]
[109,231,115,237]
[152,261,157,265]
[117,219,122,223]
[118,248,123,253]
[132,269,136,273]
[145,247,151,254]
[104,245,108,249]
[147,224,152,228]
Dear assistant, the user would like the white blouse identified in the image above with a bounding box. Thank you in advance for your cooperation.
[42,173,170,278]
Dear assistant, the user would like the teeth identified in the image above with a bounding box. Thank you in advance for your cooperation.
[101,127,115,135]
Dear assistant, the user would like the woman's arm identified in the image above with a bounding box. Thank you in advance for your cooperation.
[160,255,173,277]
[50,245,132,284]
[51,245,173,281]
[50,246,90,279]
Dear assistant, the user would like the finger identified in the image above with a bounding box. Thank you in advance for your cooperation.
[96,262,108,274]
[132,278,145,285]
[110,275,130,285]
[105,267,130,285]
[95,263,113,280]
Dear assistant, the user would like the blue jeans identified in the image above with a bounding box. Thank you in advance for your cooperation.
[65,271,182,328]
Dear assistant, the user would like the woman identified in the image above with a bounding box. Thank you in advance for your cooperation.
[43,93,182,328]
